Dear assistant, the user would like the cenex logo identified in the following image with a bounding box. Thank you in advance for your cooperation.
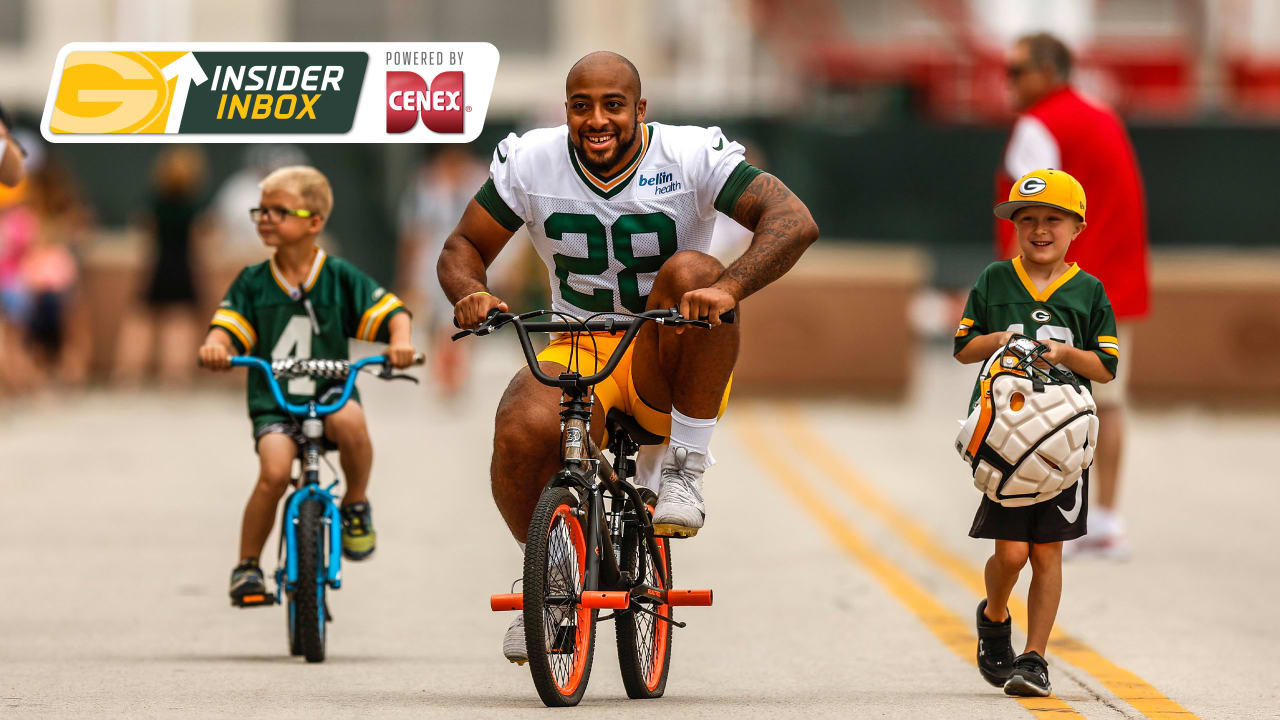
[386,70,465,133]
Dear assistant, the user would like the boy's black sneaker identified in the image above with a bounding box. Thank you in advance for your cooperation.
[1004,651,1052,697]
[340,501,377,561]
[229,560,269,606]
[976,599,1015,687]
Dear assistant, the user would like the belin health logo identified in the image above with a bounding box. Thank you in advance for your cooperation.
[386,70,466,133]
[48,50,367,134]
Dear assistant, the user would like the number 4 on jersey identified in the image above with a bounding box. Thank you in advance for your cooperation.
[272,315,315,395]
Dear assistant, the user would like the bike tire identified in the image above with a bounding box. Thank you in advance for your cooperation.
[524,486,596,707]
[294,498,327,663]
[615,509,674,699]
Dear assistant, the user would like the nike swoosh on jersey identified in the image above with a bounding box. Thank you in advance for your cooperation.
[496,147,507,163]
[1058,480,1083,524]
[712,138,724,151]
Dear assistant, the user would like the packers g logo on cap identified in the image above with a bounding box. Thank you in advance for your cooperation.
[50,52,189,134]
[994,168,1087,222]
[1018,176,1047,196]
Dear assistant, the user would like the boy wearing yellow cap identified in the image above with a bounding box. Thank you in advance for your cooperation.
[953,169,1119,697]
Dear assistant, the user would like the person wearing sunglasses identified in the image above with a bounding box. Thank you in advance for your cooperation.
[200,165,417,605]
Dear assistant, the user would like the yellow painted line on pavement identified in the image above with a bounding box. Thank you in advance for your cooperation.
[776,404,1199,720]
[734,408,1084,719]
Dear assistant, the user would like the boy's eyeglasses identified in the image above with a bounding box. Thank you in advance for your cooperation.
[250,206,316,223]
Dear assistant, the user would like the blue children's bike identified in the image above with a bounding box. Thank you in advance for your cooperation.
[225,353,422,662]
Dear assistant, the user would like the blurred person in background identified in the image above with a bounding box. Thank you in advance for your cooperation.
[113,145,211,386]
[19,152,93,387]
[0,103,25,188]
[397,145,522,397]
[0,103,33,393]
[998,33,1149,558]
[0,134,92,394]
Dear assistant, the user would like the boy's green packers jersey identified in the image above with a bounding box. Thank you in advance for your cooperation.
[954,257,1119,409]
[210,249,407,421]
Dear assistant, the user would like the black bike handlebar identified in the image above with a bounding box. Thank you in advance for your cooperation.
[453,308,732,391]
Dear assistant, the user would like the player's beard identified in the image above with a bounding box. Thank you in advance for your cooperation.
[574,120,639,176]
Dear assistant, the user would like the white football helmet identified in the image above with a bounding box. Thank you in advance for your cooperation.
[955,336,1099,507]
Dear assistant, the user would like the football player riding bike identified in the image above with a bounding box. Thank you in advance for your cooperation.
[437,51,819,663]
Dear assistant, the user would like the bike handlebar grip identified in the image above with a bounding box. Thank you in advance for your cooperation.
[665,589,713,606]
[490,593,523,611]
[579,591,631,610]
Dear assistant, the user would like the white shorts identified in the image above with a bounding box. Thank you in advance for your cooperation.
[1091,323,1131,408]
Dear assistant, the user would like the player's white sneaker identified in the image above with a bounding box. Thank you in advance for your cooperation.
[652,446,707,537]
[1064,531,1131,560]
[503,613,527,665]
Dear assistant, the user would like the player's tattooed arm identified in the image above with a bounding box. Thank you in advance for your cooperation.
[438,198,515,327]
[716,173,819,301]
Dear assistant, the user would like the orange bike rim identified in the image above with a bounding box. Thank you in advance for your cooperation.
[646,537,671,691]
[548,503,590,696]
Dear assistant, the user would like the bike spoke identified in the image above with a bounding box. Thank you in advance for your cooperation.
[543,511,583,690]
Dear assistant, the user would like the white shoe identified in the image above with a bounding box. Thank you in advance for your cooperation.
[1064,531,1131,561]
[652,445,707,537]
[503,613,527,665]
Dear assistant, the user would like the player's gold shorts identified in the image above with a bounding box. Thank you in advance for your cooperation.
[535,331,732,440]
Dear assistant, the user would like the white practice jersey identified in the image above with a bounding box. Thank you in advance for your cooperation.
[474,122,760,317]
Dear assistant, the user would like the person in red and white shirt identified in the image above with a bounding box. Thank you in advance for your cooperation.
[997,33,1149,558]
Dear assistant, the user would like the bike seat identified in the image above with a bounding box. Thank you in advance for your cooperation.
[606,409,664,446]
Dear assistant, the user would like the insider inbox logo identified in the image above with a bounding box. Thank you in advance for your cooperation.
[42,42,498,143]
[386,70,466,133]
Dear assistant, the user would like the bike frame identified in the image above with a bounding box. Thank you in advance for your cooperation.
[458,309,715,594]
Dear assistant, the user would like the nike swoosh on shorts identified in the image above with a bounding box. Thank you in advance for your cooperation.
[1058,481,1083,524]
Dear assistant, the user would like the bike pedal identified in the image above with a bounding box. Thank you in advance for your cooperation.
[231,592,276,608]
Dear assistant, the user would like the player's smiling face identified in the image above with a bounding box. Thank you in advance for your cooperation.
[1013,206,1084,267]
[565,70,646,176]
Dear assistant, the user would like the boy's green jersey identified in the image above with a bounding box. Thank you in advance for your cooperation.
[210,248,407,422]
[954,257,1119,409]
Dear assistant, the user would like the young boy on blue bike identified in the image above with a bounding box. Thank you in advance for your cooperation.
[198,166,416,604]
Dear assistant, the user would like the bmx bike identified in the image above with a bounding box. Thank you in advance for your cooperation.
[455,307,724,706]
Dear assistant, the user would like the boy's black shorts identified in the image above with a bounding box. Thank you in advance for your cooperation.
[969,471,1088,544]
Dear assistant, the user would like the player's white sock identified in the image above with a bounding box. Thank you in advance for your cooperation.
[669,407,716,457]
[634,442,665,494]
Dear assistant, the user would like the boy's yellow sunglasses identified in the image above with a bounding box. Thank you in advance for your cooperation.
[249,206,317,223]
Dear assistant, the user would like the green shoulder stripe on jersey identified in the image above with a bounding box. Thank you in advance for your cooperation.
[566,123,652,200]
[474,178,523,232]
[714,161,764,215]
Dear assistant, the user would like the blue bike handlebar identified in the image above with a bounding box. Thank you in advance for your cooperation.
[230,355,388,417]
